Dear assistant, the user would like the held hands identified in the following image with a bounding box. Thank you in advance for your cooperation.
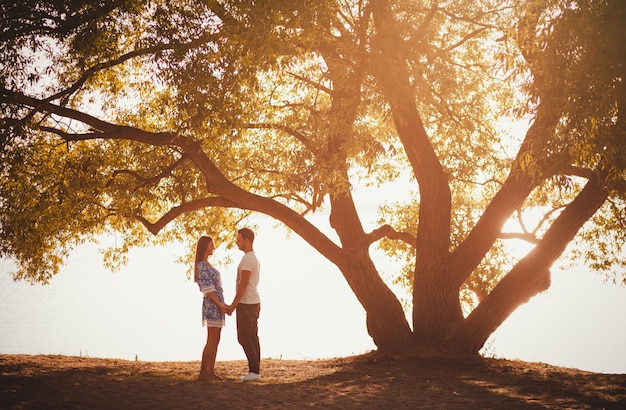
[218,303,236,315]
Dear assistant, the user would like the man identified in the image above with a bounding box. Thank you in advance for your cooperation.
[227,227,261,381]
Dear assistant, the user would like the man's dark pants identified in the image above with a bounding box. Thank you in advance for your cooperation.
[236,303,261,374]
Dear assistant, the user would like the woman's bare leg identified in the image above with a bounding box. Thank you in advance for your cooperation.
[199,327,222,381]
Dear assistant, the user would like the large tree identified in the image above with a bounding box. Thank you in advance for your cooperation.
[1,0,625,355]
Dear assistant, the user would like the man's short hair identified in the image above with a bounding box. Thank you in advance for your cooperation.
[238,227,255,244]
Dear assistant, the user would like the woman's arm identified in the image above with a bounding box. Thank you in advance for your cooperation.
[205,291,228,312]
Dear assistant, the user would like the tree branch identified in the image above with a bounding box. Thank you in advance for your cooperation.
[1,0,120,42]
[110,155,189,193]
[498,231,539,244]
[455,170,610,353]
[370,0,452,272]
[47,45,173,103]
[448,100,560,288]
[2,89,176,146]
[245,122,321,157]
[367,224,416,246]
[442,27,489,52]
[286,72,333,96]
[132,197,238,235]
[50,31,223,103]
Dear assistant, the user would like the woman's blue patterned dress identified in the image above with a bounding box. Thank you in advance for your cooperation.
[196,261,225,328]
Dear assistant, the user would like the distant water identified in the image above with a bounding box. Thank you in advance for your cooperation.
[1,234,625,374]
[0,244,211,362]
[0,238,375,363]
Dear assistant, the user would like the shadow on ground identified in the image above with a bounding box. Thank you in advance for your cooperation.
[1,353,625,409]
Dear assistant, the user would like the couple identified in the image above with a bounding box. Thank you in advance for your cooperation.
[193,228,261,382]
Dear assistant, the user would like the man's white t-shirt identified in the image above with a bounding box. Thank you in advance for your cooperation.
[237,251,260,304]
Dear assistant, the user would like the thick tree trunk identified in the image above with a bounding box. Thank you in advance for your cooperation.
[453,259,552,355]
[314,11,415,350]
[330,192,413,351]
[337,250,414,351]
[449,105,558,289]
[450,172,610,354]
[412,268,464,345]
[370,0,457,347]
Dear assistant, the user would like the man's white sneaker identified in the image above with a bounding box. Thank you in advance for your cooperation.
[242,372,261,382]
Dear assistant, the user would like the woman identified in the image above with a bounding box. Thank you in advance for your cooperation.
[194,235,228,381]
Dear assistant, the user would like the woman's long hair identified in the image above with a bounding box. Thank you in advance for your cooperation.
[194,236,213,282]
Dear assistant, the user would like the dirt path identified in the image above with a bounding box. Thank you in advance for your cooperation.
[1,353,625,409]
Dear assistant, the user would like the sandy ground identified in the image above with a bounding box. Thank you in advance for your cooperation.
[1,352,625,409]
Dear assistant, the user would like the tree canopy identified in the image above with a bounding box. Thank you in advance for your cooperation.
[1,0,625,355]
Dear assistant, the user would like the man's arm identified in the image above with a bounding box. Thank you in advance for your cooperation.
[228,270,251,313]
